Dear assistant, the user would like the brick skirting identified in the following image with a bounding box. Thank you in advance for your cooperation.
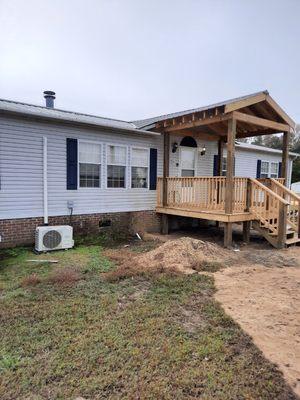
[0,211,161,248]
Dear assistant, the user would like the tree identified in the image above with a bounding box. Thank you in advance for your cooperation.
[251,136,264,146]
[291,124,300,183]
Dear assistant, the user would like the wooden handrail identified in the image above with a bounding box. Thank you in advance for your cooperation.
[249,178,289,205]
[270,178,300,237]
[250,178,289,243]
[270,178,300,201]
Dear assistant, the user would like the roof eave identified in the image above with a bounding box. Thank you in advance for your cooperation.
[0,108,161,136]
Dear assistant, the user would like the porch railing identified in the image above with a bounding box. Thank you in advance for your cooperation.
[157,176,248,213]
[249,178,289,236]
[269,178,300,234]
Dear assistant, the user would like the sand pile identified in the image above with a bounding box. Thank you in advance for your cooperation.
[136,237,228,274]
[103,237,231,281]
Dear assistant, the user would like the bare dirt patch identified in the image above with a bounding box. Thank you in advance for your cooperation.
[103,235,300,396]
[214,254,300,397]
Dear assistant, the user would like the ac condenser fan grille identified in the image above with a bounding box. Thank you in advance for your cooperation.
[43,230,62,249]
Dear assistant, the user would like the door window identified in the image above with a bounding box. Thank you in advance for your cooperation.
[180,147,196,177]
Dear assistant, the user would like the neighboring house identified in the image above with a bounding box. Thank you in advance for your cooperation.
[291,181,300,194]
[0,91,298,248]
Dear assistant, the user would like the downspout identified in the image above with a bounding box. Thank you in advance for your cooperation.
[43,136,48,225]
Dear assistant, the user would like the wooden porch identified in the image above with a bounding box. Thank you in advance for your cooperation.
[152,91,298,248]
[156,176,300,248]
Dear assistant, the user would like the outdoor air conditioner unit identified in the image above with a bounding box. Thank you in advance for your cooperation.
[35,225,74,252]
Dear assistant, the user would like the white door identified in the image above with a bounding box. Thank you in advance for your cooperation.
[179,147,196,204]
[180,147,196,177]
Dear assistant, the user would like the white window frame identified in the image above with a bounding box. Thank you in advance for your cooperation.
[130,146,150,189]
[260,160,279,179]
[270,161,279,178]
[78,139,102,189]
[106,143,128,189]
[260,160,270,178]
[179,146,196,177]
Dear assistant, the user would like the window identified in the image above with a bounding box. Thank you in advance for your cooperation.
[260,161,269,178]
[222,157,227,176]
[270,162,279,178]
[131,148,149,188]
[79,142,101,187]
[180,147,196,177]
[107,145,127,188]
[260,161,279,178]
[220,157,235,176]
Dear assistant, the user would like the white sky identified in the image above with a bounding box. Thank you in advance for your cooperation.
[0,0,300,122]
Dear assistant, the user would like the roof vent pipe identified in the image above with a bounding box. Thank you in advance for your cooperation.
[43,91,56,108]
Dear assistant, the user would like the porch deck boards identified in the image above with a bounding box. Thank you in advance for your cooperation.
[156,206,254,223]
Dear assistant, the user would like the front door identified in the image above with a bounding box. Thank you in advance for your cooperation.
[180,147,196,177]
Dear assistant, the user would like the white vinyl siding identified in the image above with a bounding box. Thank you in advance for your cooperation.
[0,116,163,219]
[168,137,291,184]
[0,115,294,221]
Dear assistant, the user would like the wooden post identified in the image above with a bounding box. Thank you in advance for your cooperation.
[281,131,290,187]
[225,118,236,214]
[224,222,233,248]
[161,214,169,235]
[277,203,287,248]
[243,178,252,243]
[298,203,300,238]
[224,118,236,248]
[162,132,170,206]
[243,222,250,243]
[216,139,224,228]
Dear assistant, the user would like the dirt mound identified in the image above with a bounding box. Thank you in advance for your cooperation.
[138,237,229,273]
[102,237,231,281]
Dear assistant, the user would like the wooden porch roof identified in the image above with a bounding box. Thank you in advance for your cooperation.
[144,91,295,140]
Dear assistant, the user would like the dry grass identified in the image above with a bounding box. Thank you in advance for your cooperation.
[191,259,224,273]
[20,273,41,287]
[102,248,133,265]
[0,243,298,399]
[47,267,82,286]
[101,262,181,283]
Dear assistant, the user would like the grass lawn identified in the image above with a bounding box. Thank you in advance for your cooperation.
[0,240,296,400]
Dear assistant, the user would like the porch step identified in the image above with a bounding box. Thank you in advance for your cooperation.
[252,221,280,248]
[285,237,300,245]
[269,229,295,237]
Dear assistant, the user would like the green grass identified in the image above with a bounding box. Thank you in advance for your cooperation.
[0,243,296,400]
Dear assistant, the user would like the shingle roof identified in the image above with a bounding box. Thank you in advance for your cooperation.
[132,90,269,129]
[0,98,160,135]
[236,141,299,157]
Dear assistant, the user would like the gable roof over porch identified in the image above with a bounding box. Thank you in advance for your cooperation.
[134,90,295,140]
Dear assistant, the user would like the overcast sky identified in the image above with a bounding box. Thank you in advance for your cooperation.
[0,0,300,123]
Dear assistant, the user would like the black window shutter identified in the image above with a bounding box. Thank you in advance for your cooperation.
[66,138,78,190]
[278,162,282,178]
[149,148,158,190]
[213,155,219,176]
[256,159,262,178]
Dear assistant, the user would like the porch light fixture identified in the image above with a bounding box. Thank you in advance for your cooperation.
[199,146,206,156]
[172,142,178,153]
